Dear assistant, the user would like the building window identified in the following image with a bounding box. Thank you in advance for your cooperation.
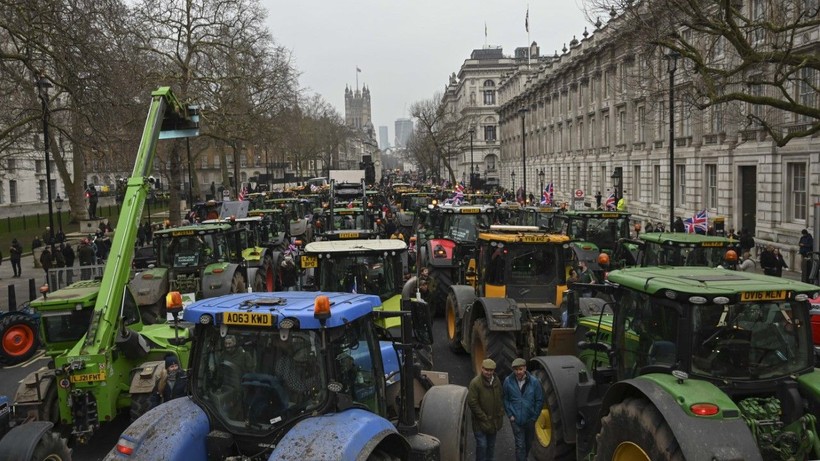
[632,165,641,201]
[0,181,4,204]
[240,154,248,167]
[681,107,691,137]
[35,160,43,174]
[603,114,610,146]
[484,125,496,141]
[751,0,765,45]
[676,165,686,207]
[39,180,46,201]
[653,165,660,203]
[656,101,665,140]
[483,80,495,87]
[484,90,495,105]
[787,162,807,221]
[7,159,16,172]
[578,121,584,150]
[603,70,609,98]
[749,83,764,120]
[798,68,817,123]
[9,180,18,203]
[618,109,626,144]
[589,117,595,148]
[637,106,645,143]
[600,166,607,194]
[588,166,594,192]
[706,164,717,209]
[711,105,723,133]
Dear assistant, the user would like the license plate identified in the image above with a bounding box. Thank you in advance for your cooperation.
[224,312,273,327]
[70,372,106,383]
[339,232,359,239]
[301,255,318,269]
[740,290,786,302]
[460,208,479,213]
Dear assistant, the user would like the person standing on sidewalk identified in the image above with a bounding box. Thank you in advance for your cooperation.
[467,358,505,461]
[40,246,53,283]
[503,358,544,461]
[9,238,22,278]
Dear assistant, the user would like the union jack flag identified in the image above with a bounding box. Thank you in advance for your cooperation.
[605,192,616,210]
[684,209,708,234]
[541,182,553,205]
[238,186,248,201]
[347,200,354,209]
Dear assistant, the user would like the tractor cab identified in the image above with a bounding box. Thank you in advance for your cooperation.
[518,205,561,231]
[554,210,631,254]
[625,232,741,269]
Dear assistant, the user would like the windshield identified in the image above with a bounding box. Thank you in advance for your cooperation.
[642,244,728,267]
[520,211,556,230]
[318,254,398,299]
[691,302,811,380]
[159,234,230,268]
[330,212,366,231]
[565,216,629,250]
[484,244,559,286]
[442,213,492,242]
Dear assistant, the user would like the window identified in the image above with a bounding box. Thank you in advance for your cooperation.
[798,68,817,123]
[706,164,717,209]
[589,76,596,105]
[484,90,495,105]
[603,114,610,146]
[618,109,626,144]
[637,106,645,143]
[39,180,46,201]
[36,160,43,174]
[749,83,764,120]
[751,0,765,45]
[568,89,572,111]
[600,166,607,194]
[633,165,641,201]
[9,180,18,203]
[484,125,496,141]
[603,70,609,98]
[711,105,723,133]
[656,101,666,140]
[483,80,495,87]
[214,154,221,168]
[653,165,660,203]
[588,166,594,192]
[589,116,595,148]
[787,162,807,222]
[681,107,691,137]
[578,121,584,150]
[676,165,686,207]
[0,181,4,204]
[7,159,15,172]
[240,154,248,167]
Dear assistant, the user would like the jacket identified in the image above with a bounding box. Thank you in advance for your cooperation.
[467,373,505,434]
[502,372,544,425]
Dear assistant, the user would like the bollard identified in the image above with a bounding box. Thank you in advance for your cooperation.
[29,278,36,301]
[8,285,17,312]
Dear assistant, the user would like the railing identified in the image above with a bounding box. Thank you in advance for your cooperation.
[45,263,109,291]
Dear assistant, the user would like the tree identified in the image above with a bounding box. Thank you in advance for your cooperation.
[409,94,467,185]
[586,0,820,146]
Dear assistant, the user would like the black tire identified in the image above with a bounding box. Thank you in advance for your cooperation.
[139,299,164,325]
[595,397,684,461]
[470,318,516,380]
[367,448,401,461]
[129,393,153,422]
[42,384,61,426]
[263,255,276,292]
[418,384,469,461]
[427,268,453,316]
[0,313,40,366]
[30,430,71,461]
[230,271,246,294]
[445,292,465,353]
[531,368,575,461]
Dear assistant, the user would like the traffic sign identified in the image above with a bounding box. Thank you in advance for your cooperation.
[574,189,585,199]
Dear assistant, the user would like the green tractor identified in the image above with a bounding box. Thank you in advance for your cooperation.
[612,232,741,269]
[530,266,820,460]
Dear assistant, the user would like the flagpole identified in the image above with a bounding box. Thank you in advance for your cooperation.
[484,21,488,48]
[526,4,531,67]
[356,66,359,92]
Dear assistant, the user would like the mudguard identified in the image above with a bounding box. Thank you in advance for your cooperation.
[0,421,54,460]
[128,360,165,394]
[242,246,267,267]
[201,262,240,298]
[474,297,520,331]
[375,295,402,330]
[602,378,763,461]
[14,368,56,412]
[426,239,457,268]
[268,408,407,461]
[130,267,170,306]
[449,285,477,322]
[530,355,587,444]
[104,397,209,461]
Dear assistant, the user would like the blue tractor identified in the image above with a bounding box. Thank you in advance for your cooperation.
[104,290,468,460]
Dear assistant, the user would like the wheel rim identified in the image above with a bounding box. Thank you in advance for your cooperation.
[612,442,650,461]
[3,324,35,357]
[535,407,552,448]
[42,455,65,461]
[265,261,275,291]
[446,301,456,340]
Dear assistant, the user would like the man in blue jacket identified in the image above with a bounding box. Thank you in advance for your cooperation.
[503,357,544,461]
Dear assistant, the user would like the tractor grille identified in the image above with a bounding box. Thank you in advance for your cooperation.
[171,273,200,293]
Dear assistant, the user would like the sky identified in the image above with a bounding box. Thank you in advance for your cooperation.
[262,1,591,142]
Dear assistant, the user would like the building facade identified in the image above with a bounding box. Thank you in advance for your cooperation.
[379,126,389,149]
[344,84,380,179]
[394,118,413,149]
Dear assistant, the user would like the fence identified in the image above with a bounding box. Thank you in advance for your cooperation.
[45,263,108,291]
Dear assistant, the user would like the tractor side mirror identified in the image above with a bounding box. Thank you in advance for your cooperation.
[406,298,433,346]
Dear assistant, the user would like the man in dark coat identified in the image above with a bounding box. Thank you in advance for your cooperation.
[40,247,53,282]
[467,358,505,461]
[62,243,75,268]
[9,238,22,278]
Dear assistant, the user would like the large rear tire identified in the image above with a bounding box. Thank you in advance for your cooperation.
[30,430,71,461]
[418,384,469,461]
[445,292,465,353]
[470,318,516,379]
[595,397,684,461]
[230,271,246,294]
[427,268,452,316]
[129,393,154,422]
[530,368,575,460]
[0,313,40,366]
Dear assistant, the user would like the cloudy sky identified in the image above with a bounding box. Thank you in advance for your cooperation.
[262,1,591,142]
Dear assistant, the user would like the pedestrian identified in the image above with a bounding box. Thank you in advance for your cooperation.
[78,238,96,280]
[673,217,686,233]
[739,251,756,272]
[150,355,187,409]
[594,191,602,209]
[31,235,42,252]
[739,229,755,256]
[87,184,99,219]
[55,228,66,244]
[727,228,739,241]
[62,243,75,268]
[773,248,788,277]
[9,238,22,278]
[503,358,544,461]
[280,254,299,291]
[799,229,813,258]
[42,227,52,246]
[40,246,53,282]
[644,222,654,233]
[760,245,778,276]
[467,358,505,461]
[616,193,627,211]
[54,244,66,268]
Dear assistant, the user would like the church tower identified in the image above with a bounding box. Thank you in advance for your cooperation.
[345,84,371,129]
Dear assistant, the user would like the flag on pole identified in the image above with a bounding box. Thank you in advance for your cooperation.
[605,191,616,210]
[238,185,248,201]
[683,209,708,234]
[525,7,529,32]
[541,182,553,205]
[485,22,487,39]
[356,66,361,72]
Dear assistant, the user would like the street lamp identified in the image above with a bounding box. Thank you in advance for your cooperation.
[468,126,475,188]
[666,50,680,230]
[538,168,545,198]
[54,194,64,235]
[37,75,56,254]
[511,170,516,196]
[519,107,529,199]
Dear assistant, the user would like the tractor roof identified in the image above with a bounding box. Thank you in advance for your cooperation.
[608,266,819,298]
[436,204,495,214]
[154,223,233,236]
[639,232,737,246]
[559,210,630,218]
[478,225,570,244]
[202,216,262,225]
[183,292,382,330]
[305,239,407,254]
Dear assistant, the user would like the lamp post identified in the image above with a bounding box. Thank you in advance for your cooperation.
[468,126,475,189]
[37,75,56,254]
[666,51,680,231]
[519,108,529,199]
[511,170,516,196]
[55,194,64,235]
[538,168,545,199]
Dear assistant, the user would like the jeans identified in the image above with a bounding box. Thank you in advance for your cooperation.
[511,420,536,461]
[474,431,497,461]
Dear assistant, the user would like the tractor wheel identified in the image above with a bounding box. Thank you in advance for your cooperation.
[470,318,516,379]
[366,448,400,461]
[0,313,40,366]
[41,384,61,426]
[129,393,153,422]
[427,268,452,316]
[263,255,277,292]
[531,368,574,460]
[595,397,684,461]
[229,271,246,294]
[445,292,465,353]
[30,430,71,461]
[418,384,469,461]
[139,299,164,325]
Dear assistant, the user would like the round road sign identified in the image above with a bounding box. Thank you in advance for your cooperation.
[574,189,585,199]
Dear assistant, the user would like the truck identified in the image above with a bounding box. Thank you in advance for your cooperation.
[0,87,198,458]
[329,169,365,184]
[530,266,820,460]
[444,225,573,378]
[104,290,469,460]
